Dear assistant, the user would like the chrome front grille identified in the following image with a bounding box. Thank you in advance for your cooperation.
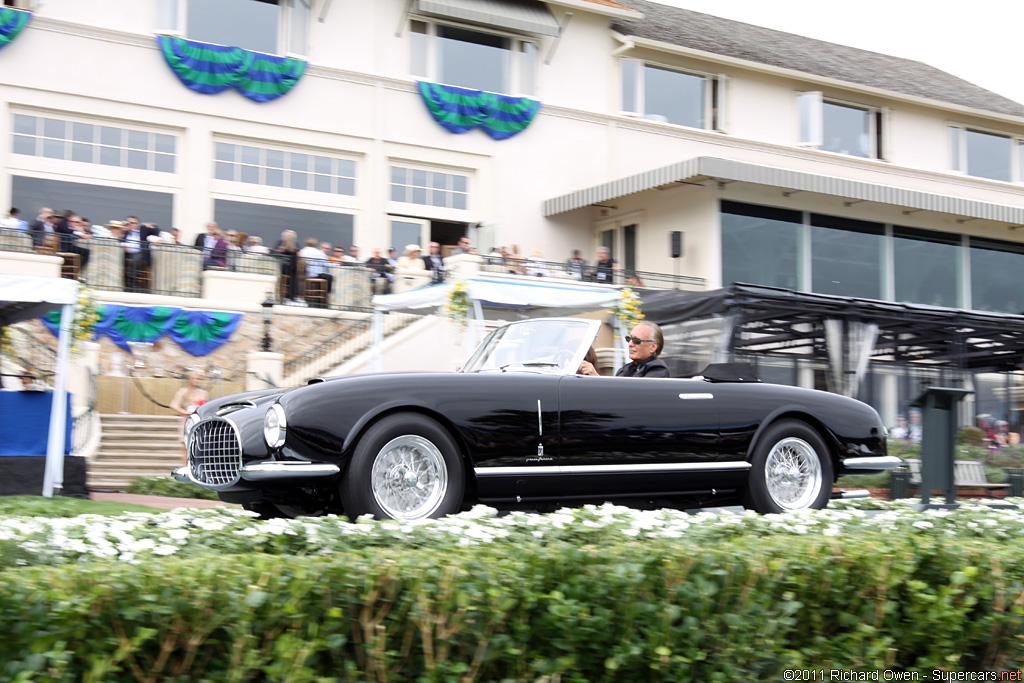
[188,418,242,486]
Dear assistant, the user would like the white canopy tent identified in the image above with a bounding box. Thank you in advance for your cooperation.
[0,274,78,497]
[370,277,623,370]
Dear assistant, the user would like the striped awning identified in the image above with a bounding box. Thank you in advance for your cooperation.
[543,156,1024,225]
[415,0,561,36]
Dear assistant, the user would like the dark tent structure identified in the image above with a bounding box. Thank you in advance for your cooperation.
[641,284,1024,403]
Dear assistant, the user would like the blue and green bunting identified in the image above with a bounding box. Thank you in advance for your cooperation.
[42,305,242,357]
[157,35,306,103]
[418,81,541,140]
[0,8,31,51]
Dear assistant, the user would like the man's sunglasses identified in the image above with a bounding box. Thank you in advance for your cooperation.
[624,335,652,344]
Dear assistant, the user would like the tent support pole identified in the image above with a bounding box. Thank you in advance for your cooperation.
[43,298,74,497]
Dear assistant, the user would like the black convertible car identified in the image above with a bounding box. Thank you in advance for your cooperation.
[173,318,897,519]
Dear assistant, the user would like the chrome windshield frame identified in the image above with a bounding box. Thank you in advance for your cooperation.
[460,318,601,375]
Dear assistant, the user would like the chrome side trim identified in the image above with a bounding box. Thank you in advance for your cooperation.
[678,393,714,400]
[841,456,902,470]
[239,462,341,481]
[474,461,751,477]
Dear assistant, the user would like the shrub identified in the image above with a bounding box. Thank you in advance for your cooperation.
[124,476,220,501]
[0,533,1020,680]
[958,426,986,447]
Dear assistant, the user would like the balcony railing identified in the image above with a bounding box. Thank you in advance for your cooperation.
[1,228,706,309]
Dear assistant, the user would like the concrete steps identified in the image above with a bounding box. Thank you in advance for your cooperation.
[88,414,185,491]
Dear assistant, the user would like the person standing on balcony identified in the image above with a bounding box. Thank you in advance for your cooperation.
[365,247,393,294]
[276,230,300,302]
[28,207,54,248]
[194,222,220,259]
[298,237,333,300]
[425,241,446,284]
[0,208,27,232]
[566,249,587,280]
[452,236,471,255]
[397,244,426,270]
[592,246,620,284]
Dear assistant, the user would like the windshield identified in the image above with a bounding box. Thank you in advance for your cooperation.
[461,318,600,374]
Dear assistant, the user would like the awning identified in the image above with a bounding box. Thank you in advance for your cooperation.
[415,0,561,36]
[372,277,621,311]
[543,156,1024,225]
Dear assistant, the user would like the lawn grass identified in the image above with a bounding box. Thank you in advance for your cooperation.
[0,495,164,517]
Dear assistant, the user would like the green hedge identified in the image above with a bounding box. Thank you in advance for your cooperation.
[124,476,220,501]
[2,533,1021,680]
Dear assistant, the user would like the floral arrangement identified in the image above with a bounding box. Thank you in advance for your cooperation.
[611,286,644,336]
[445,280,471,329]
[0,326,11,357]
[70,284,102,351]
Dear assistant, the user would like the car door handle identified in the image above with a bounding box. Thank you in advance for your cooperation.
[678,393,714,400]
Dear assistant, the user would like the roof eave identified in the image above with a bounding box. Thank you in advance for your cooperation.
[617,33,1024,127]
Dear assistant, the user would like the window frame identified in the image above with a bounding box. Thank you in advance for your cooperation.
[797,91,887,160]
[155,0,310,58]
[11,111,179,175]
[408,17,539,97]
[389,163,470,212]
[619,58,726,132]
[948,124,1021,183]
[213,139,358,197]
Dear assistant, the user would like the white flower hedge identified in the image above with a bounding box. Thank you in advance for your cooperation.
[3,498,1024,567]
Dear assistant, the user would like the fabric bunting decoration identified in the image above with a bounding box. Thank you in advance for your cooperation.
[418,81,541,140]
[157,35,306,103]
[42,305,242,357]
[0,8,31,51]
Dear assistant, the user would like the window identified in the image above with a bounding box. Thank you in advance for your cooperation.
[969,237,1024,313]
[390,166,468,210]
[720,201,802,291]
[893,226,961,308]
[13,176,174,233]
[798,92,885,159]
[12,114,177,173]
[214,199,354,252]
[949,126,1014,182]
[809,214,884,299]
[621,60,725,131]
[409,20,536,96]
[156,0,309,56]
[215,142,356,195]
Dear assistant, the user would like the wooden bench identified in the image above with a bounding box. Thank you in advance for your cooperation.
[904,458,1010,495]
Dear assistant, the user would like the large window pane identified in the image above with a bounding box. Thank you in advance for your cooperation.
[721,201,801,290]
[965,129,1012,181]
[970,237,1024,313]
[187,0,279,54]
[214,199,353,251]
[621,60,640,113]
[810,214,883,299]
[893,226,960,307]
[643,65,704,128]
[821,102,870,157]
[437,25,509,93]
[12,175,174,231]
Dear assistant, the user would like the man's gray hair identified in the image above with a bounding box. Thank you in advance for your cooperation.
[636,321,665,357]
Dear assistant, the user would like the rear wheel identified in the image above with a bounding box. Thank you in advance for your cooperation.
[743,420,833,513]
[341,413,464,521]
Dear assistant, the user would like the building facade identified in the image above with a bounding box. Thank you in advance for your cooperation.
[3,0,1024,423]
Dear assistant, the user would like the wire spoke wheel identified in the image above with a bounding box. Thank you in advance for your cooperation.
[764,437,822,510]
[370,435,449,520]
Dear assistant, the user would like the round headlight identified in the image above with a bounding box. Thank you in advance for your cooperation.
[264,403,287,449]
[183,412,201,444]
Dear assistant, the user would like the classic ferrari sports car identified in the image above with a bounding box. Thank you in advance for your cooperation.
[173,317,897,519]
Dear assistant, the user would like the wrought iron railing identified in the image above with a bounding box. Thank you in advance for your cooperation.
[478,256,705,291]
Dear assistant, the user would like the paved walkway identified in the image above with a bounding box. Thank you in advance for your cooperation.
[90,492,239,510]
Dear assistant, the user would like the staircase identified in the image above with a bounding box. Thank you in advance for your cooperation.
[88,414,184,491]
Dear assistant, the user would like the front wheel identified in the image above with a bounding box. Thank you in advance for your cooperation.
[341,413,464,521]
[743,420,833,513]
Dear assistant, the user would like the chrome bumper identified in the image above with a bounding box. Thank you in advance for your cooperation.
[841,455,902,471]
[830,488,871,500]
[172,461,340,485]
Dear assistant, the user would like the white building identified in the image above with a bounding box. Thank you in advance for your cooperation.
[3,0,1024,422]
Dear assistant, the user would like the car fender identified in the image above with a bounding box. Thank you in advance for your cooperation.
[340,400,476,472]
[745,404,841,467]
